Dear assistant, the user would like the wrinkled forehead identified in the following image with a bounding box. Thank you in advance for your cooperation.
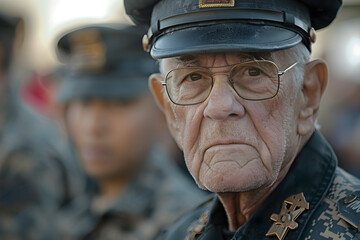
[162,51,277,69]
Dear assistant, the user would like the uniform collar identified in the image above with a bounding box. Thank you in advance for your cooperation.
[203,130,337,239]
[91,148,166,217]
[68,148,167,238]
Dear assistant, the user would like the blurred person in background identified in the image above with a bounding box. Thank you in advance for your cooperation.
[55,24,207,240]
[0,10,84,240]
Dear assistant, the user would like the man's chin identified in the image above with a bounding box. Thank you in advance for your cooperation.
[87,171,115,180]
[198,168,270,193]
[202,181,267,193]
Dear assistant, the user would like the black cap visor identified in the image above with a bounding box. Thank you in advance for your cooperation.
[57,73,149,103]
[151,22,302,59]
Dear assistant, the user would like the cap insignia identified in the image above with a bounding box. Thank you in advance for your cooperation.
[199,0,235,8]
[68,29,106,71]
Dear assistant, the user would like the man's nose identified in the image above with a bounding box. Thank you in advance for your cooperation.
[83,103,108,136]
[204,75,245,120]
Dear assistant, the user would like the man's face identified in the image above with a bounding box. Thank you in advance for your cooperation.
[66,95,156,180]
[155,52,305,193]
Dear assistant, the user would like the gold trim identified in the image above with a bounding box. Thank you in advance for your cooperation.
[309,27,317,44]
[142,34,150,52]
[68,29,106,71]
[199,0,235,8]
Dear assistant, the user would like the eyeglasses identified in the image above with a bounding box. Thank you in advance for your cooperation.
[161,60,298,106]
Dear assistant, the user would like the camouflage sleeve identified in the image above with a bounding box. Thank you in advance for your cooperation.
[303,168,360,240]
[0,150,62,240]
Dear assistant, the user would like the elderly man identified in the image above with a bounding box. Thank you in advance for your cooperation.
[124,0,360,239]
[55,24,207,240]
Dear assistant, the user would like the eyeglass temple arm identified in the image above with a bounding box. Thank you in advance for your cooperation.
[278,62,298,76]
[161,81,166,86]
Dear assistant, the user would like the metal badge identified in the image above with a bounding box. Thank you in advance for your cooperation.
[338,191,360,230]
[266,193,309,240]
[186,211,209,240]
[199,0,235,8]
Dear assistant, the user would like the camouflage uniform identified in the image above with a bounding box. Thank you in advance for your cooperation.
[158,131,360,240]
[0,83,84,240]
[58,147,207,240]
[0,10,85,240]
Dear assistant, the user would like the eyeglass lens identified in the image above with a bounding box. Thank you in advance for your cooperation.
[165,61,280,105]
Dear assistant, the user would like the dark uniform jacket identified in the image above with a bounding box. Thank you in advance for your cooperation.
[158,131,360,240]
[0,84,84,240]
[58,148,207,240]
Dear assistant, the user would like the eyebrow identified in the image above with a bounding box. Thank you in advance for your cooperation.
[173,52,274,68]
[174,55,201,67]
[235,52,273,61]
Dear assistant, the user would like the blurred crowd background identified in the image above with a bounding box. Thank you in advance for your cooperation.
[0,1,208,239]
[0,0,359,238]
[2,0,358,174]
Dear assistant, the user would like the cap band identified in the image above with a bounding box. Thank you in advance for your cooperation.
[57,76,149,103]
[148,8,311,52]
[156,9,309,34]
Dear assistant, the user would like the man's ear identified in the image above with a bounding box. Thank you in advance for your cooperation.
[149,73,167,113]
[297,59,328,136]
[149,73,183,149]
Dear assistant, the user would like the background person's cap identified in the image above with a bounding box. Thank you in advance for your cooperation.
[56,24,158,103]
[0,12,19,30]
[124,0,343,59]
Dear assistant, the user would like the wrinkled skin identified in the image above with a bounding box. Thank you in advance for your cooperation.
[150,49,327,229]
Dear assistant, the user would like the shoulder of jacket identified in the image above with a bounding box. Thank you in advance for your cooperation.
[302,168,360,239]
[331,169,360,233]
[327,167,360,203]
[157,195,215,240]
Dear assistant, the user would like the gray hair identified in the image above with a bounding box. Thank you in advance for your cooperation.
[273,44,321,129]
[270,43,310,89]
[158,58,166,77]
